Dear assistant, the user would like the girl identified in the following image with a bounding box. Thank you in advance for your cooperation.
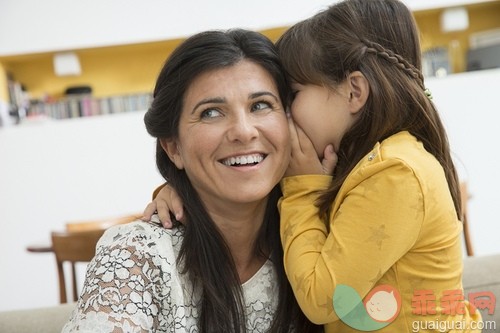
[275,0,481,331]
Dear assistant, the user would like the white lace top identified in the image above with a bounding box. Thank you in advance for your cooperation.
[62,218,279,332]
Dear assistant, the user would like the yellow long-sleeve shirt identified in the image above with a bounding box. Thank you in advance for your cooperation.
[279,131,482,332]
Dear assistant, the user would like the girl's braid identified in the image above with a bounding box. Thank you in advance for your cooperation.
[361,38,425,90]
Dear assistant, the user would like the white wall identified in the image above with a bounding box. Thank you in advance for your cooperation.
[0,111,164,311]
[0,0,493,56]
[0,0,335,56]
[426,68,500,258]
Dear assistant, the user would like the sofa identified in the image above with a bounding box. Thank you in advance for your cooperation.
[462,254,500,332]
[1,254,499,333]
[0,302,75,333]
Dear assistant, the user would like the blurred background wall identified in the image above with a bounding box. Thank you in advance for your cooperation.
[1,0,499,311]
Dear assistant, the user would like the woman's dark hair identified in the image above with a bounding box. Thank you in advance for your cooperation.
[276,0,462,220]
[144,29,320,333]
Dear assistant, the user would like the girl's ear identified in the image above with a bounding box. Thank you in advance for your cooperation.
[160,138,184,170]
[347,71,370,114]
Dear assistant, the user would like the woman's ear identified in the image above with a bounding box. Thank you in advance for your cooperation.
[347,71,370,114]
[160,138,184,170]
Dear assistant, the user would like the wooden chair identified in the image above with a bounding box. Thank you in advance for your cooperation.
[460,182,474,257]
[51,229,105,303]
[65,214,140,232]
[26,213,141,303]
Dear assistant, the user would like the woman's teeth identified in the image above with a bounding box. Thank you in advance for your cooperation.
[222,154,264,166]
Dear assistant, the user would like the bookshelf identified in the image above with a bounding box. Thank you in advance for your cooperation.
[28,92,153,120]
[0,39,181,123]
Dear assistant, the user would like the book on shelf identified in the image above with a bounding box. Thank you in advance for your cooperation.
[25,92,153,121]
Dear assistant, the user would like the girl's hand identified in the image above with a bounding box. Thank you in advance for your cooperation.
[285,113,338,177]
[142,184,185,229]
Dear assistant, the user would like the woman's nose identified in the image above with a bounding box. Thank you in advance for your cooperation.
[226,113,259,143]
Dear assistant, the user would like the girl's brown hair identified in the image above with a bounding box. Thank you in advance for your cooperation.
[276,0,462,220]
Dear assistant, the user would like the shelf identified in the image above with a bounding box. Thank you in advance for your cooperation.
[27,93,153,120]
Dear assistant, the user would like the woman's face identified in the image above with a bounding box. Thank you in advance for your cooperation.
[164,60,290,210]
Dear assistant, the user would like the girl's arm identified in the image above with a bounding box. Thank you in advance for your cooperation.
[280,167,423,324]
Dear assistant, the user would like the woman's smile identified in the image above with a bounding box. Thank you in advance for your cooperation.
[220,153,266,167]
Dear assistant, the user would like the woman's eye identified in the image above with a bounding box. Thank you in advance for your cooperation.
[251,101,272,112]
[200,108,222,119]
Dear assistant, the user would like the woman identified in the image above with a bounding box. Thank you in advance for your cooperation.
[63,29,321,332]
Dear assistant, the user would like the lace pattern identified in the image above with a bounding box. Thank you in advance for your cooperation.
[62,218,279,332]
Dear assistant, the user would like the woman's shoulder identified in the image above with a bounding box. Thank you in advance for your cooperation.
[98,216,184,257]
[63,217,188,332]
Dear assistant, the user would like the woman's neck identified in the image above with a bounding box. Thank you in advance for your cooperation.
[208,200,269,283]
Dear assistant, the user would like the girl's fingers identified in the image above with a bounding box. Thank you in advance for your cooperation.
[142,202,158,221]
[322,144,338,175]
[155,184,185,227]
[156,200,174,228]
[286,111,302,153]
[294,123,315,153]
[169,191,185,222]
[143,184,185,229]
